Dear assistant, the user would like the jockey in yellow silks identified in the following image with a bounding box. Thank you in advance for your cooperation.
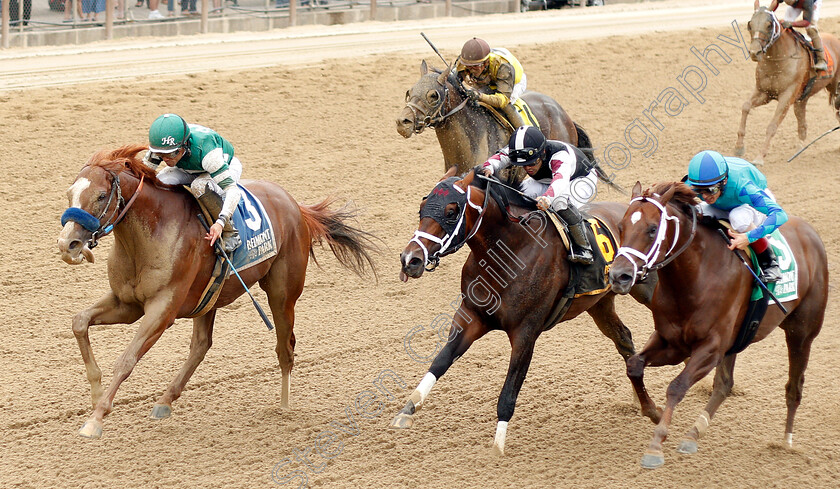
[456,38,536,129]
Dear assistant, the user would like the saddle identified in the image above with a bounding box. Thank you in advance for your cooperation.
[477,98,540,131]
[787,29,835,99]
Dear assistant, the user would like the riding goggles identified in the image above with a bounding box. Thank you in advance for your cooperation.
[691,183,722,197]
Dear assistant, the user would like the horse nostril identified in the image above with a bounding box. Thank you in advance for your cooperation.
[618,273,632,284]
[400,118,412,125]
[408,257,423,270]
[68,240,82,252]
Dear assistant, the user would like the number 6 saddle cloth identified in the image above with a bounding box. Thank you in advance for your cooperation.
[546,211,617,298]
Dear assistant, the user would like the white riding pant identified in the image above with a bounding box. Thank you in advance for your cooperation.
[698,189,777,233]
[156,157,243,197]
[511,73,527,103]
[784,0,820,24]
[519,170,598,209]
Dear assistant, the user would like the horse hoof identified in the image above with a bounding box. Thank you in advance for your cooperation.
[753,157,765,166]
[491,442,505,457]
[150,404,172,419]
[733,146,746,157]
[78,419,103,439]
[640,450,665,469]
[389,413,414,429]
[677,439,698,454]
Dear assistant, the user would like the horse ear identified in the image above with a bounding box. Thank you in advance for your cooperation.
[631,181,643,198]
[659,184,677,205]
[439,166,457,182]
[754,0,759,11]
[455,170,475,190]
[421,60,428,76]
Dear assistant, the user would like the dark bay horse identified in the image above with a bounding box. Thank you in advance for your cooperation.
[608,182,827,469]
[396,61,592,181]
[391,170,657,455]
[735,2,840,164]
[57,145,377,439]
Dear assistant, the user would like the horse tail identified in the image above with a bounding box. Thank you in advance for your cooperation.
[297,199,380,280]
[574,122,627,195]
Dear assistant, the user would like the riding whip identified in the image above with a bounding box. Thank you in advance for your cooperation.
[198,214,275,331]
[787,125,840,162]
[716,229,788,314]
[421,32,452,71]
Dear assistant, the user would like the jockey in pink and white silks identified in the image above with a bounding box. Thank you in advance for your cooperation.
[482,125,598,264]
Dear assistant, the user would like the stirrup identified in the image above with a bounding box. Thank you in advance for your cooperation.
[759,265,782,283]
[221,232,241,253]
[568,247,594,265]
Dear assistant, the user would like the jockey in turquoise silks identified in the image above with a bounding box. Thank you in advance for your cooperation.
[143,114,243,253]
[686,150,788,283]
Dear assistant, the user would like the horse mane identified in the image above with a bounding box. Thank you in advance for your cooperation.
[644,181,699,213]
[85,144,159,182]
[468,168,537,211]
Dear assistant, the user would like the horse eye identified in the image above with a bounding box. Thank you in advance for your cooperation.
[97,192,107,202]
[427,90,440,103]
[648,225,658,238]
[446,206,458,219]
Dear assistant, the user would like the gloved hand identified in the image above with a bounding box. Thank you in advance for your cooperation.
[781,20,792,29]
[536,196,551,211]
[466,89,481,103]
[482,165,494,177]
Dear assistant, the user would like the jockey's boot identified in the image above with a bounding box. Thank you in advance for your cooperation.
[197,190,242,254]
[809,27,829,72]
[502,103,525,130]
[556,205,594,265]
[751,238,781,283]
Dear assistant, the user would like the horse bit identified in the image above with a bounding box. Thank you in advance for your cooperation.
[614,196,697,282]
[405,77,470,134]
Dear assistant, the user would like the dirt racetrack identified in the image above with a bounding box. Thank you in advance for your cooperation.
[3,6,840,489]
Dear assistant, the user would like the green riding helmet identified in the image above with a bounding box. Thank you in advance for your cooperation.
[149,114,190,153]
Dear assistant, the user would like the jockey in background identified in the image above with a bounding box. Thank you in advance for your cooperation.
[456,37,527,129]
[769,0,828,72]
[482,126,598,265]
[686,150,788,283]
[143,113,243,253]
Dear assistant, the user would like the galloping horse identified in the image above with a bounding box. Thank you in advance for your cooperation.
[57,145,377,439]
[396,61,592,181]
[608,182,827,469]
[735,2,840,164]
[391,169,657,455]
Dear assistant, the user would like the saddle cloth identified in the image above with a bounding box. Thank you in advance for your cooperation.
[227,184,278,271]
[478,98,541,130]
[747,229,798,303]
[789,28,836,75]
[546,211,618,298]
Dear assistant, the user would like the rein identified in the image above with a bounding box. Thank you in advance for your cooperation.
[405,73,470,134]
[615,196,697,281]
[410,182,492,272]
[753,11,781,55]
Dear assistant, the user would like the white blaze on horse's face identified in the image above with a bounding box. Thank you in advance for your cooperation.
[67,178,91,208]
[631,211,641,225]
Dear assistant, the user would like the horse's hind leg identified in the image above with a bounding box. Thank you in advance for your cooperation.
[72,292,143,410]
[757,89,797,165]
[735,90,771,158]
[390,307,487,430]
[151,310,216,419]
[793,99,809,149]
[677,354,737,455]
[781,308,824,447]
[260,257,306,409]
[586,295,635,361]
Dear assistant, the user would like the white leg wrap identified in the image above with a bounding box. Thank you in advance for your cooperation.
[415,372,437,406]
[493,421,508,452]
[693,410,711,437]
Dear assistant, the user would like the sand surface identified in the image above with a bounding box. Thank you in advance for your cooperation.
[2,4,840,488]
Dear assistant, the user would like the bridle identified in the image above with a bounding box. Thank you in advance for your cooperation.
[404,73,470,135]
[614,195,697,282]
[61,168,146,249]
[409,181,492,272]
[751,9,781,55]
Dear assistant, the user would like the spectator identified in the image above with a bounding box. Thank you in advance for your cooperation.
[82,0,106,22]
[9,0,32,27]
[181,0,197,15]
[63,0,85,22]
[148,0,164,18]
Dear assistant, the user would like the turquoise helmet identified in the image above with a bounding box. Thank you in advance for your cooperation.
[148,114,190,153]
[686,150,728,187]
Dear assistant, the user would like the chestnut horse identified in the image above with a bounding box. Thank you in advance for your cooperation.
[391,170,657,455]
[608,182,827,469]
[735,2,840,164]
[57,145,377,439]
[396,61,592,181]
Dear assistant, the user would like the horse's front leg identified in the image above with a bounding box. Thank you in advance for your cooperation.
[676,353,737,455]
[640,341,720,469]
[72,292,143,410]
[389,307,487,430]
[793,99,808,149]
[151,310,216,419]
[757,88,797,165]
[491,325,539,456]
[626,331,684,424]
[79,297,178,439]
[735,90,770,158]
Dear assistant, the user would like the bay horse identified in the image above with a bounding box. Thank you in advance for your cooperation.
[396,61,593,182]
[390,169,658,455]
[57,145,377,439]
[735,1,840,165]
[608,181,827,469]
